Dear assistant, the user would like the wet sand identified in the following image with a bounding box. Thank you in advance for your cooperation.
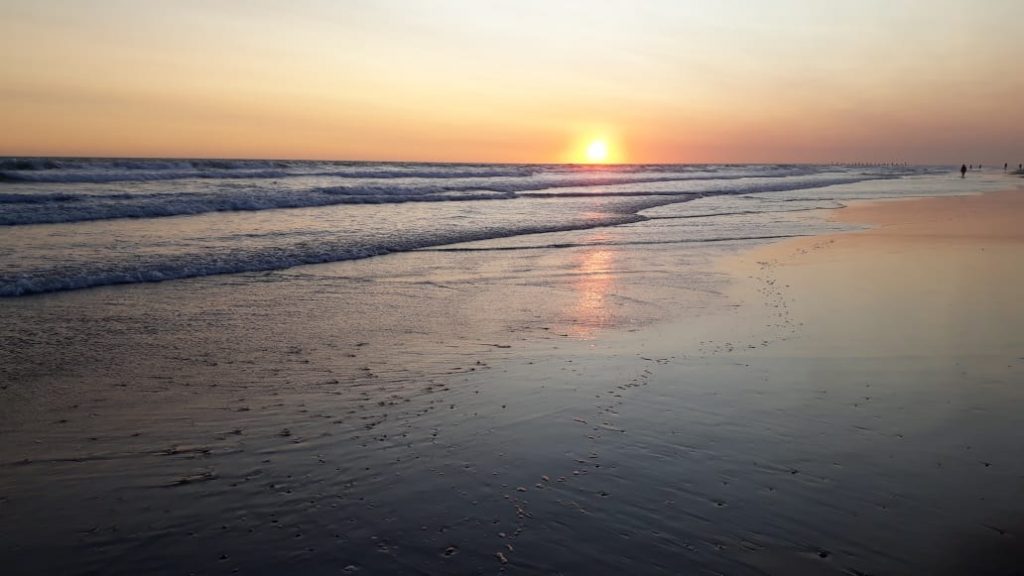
[733,188,1024,358]
[711,188,1024,574]
[2,186,1023,575]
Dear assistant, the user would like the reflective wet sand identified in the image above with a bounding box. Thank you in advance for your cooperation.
[2,187,1022,575]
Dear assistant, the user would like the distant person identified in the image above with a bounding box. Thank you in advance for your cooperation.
[1005,163,1009,172]
[961,164,967,178]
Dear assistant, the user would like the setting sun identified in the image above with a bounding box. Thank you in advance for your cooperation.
[586,140,609,163]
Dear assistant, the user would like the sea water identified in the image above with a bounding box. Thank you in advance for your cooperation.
[0,159,1001,297]
[1,159,1020,575]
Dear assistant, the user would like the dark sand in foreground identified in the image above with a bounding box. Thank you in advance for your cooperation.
[1,186,1023,575]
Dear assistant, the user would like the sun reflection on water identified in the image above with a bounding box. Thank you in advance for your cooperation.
[566,242,617,339]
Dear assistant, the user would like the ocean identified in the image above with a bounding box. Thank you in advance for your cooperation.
[0,159,997,298]
[2,158,1018,575]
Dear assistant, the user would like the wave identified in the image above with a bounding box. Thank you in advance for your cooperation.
[0,158,288,171]
[518,176,874,198]
[0,214,644,297]
[0,158,543,183]
[0,187,519,226]
[0,162,936,297]
[0,158,885,185]
[0,167,549,184]
[0,168,294,183]
[0,171,872,226]
[425,234,811,252]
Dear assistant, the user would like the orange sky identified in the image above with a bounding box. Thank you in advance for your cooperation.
[2,0,1022,164]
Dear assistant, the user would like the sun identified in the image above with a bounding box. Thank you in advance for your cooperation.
[585,139,609,163]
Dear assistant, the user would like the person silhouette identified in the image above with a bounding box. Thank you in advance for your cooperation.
[960,164,967,178]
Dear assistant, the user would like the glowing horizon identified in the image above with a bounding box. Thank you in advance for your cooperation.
[2,1,1022,165]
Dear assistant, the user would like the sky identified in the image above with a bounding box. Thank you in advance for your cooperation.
[2,0,1022,164]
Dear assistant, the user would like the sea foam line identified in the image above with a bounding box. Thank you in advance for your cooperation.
[0,173,872,226]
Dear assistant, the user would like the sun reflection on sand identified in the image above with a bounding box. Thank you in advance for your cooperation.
[566,240,617,339]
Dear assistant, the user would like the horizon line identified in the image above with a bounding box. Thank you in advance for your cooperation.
[0,153,946,168]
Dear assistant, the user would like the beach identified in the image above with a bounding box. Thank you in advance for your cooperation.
[5,0,1023,572]
[1,171,1022,575]
[711,189,1024,574]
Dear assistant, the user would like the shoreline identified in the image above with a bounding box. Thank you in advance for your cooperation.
[2,181,1022,575]
[573,184,1024,573]
[722,187,1024,358]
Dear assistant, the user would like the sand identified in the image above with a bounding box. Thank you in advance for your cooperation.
[729,188,1024,358]
[1,186,1022,575]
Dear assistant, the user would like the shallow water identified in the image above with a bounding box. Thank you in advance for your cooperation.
[1,169,1020,575]
[3,160,997,297]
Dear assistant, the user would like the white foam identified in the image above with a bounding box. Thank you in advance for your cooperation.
[0,161,947,297]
